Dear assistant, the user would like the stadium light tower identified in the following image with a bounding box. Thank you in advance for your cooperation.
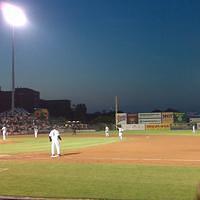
[115,96,118,128]
[1,2,27,115]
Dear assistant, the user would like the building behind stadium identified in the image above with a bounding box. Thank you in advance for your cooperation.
[0,87,86,120]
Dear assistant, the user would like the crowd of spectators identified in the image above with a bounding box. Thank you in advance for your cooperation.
[0,108,51,135]
[0,108,92,135]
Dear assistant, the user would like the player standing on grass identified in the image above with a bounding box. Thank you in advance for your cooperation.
[193,125,196,133]
[34,126,38,138]
[105,125,109,137]
[49,126,62,157]
[116,125,124,141]
[1,125,7,140]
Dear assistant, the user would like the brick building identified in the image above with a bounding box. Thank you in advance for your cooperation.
[0,88,40,113]
[40,99,71,118]
[0,88,72,118]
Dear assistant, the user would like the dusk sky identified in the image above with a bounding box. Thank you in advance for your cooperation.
[1,0,200,113]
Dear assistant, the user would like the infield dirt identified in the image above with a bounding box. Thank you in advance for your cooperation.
[1,135,200,166]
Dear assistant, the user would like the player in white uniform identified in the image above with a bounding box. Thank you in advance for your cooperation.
[1,125,7,141]
[117,125,124,141]
[49,126,62,157]
[34,126,38,138]
[105,126,109,137]
[193,125,196,133]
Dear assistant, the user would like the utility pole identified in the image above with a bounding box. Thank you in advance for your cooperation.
[115,96,118,129]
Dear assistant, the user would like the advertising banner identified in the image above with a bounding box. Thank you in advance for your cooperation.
[122,124,145,130]
[162,112,174,124]
[127,113,138,124]
[189,118,200,123]
[173,113,187,123]
[171,123,192,130]
[138,113,161,119]
[197,123,200,130]
[34,109,49,119]
[116,113,127,125]
[146,124,170,130]
[139,118,161,124]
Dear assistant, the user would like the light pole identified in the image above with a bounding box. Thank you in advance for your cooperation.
[115,96,118,129]
[1,2,27,115]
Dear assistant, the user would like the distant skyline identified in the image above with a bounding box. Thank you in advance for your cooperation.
[1,0,200,113]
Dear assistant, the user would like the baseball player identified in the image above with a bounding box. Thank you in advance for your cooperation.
[105,126,109,137]
[49,126,62,157]
[193,125,196,133]
[116,125,124,141]
[34,126,38,138]
[1,125,7,140]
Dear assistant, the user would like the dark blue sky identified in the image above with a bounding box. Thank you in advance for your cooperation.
[1,0,200,113]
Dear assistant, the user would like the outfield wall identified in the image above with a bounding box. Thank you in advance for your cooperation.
[122,124,145,130]
[116,112,193,130]
[116,112,200,130]
[145,124,170,130]
[122,124,170,130]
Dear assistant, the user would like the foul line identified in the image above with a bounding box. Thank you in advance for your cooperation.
[69,157,200,163]
[10,154,200,163]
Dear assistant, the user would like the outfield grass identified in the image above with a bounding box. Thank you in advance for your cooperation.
[0,134,118,154]
[0,133,199,200]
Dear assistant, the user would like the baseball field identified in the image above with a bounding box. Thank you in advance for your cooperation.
[0,130,200,200]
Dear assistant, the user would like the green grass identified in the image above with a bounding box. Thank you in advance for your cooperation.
[0,134,118,154]
[0,161,199,200]
[0,133,200,200]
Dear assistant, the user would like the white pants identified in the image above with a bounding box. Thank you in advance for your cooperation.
[51,140,60,155]
[105,131,109,137]
[3,131,6,140]
[34,130,38,138]
[119,133,123,141]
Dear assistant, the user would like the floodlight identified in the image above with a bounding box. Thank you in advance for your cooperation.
[1,2,27,27]
[1,2,27,115]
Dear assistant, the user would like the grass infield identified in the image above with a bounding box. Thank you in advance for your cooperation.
[0,132,199,200]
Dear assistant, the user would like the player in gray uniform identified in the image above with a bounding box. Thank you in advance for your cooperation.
[49,126,62,157]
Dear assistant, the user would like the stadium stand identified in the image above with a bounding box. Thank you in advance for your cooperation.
[0,108,50,134]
